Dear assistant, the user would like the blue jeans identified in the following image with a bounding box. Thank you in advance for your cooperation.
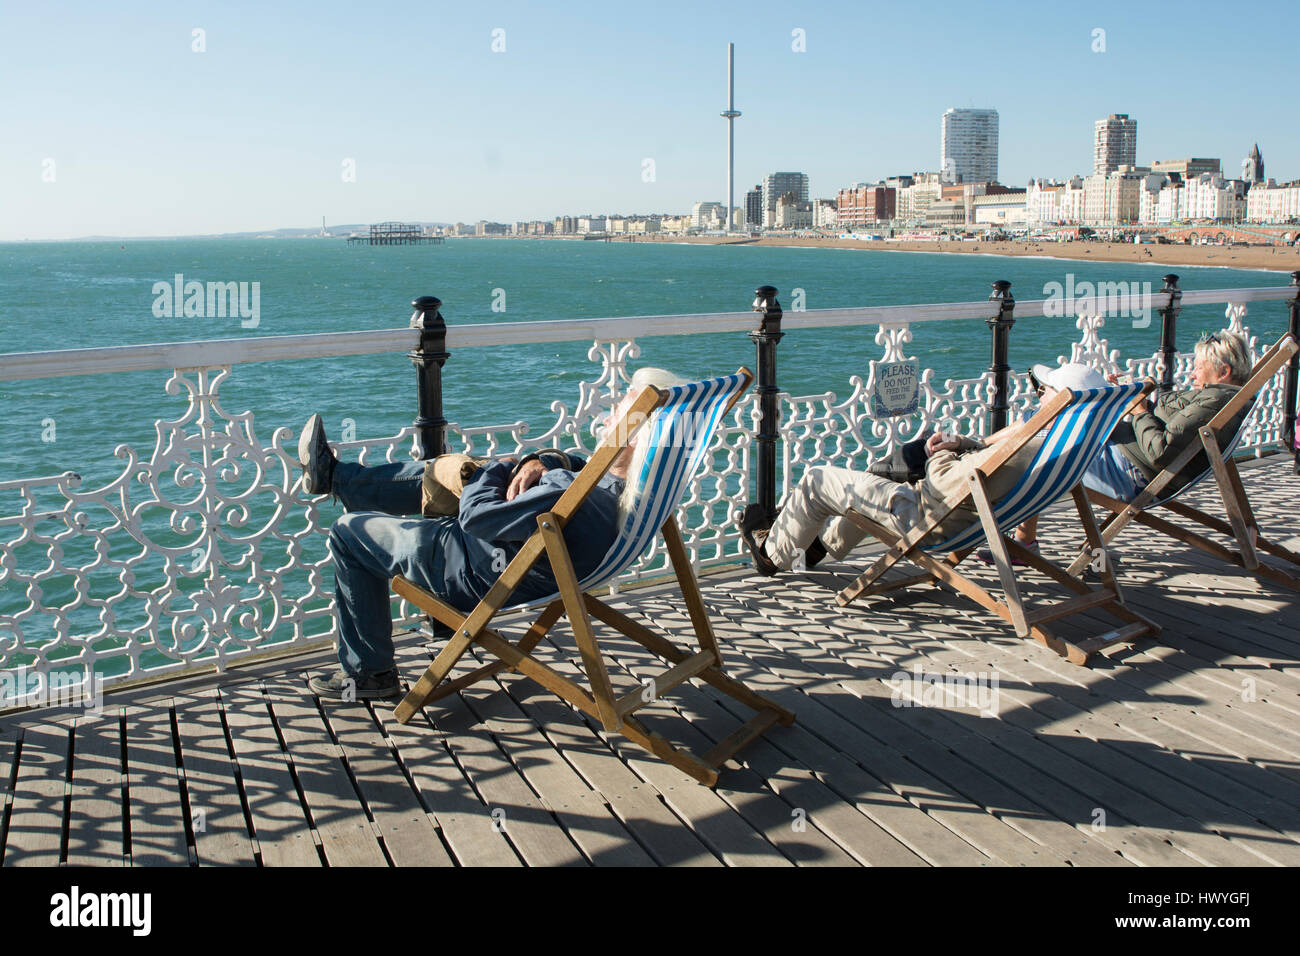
[1082,443,1145,502]
[326,460,450,677]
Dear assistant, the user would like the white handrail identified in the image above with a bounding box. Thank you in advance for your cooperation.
[0,285,1291,382]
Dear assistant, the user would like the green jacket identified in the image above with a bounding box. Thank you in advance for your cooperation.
[1112,383,1245,492]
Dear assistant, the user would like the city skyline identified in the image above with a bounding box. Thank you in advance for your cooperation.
[4,0,1299,241]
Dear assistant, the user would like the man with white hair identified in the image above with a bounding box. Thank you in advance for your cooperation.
[296,367,686,699]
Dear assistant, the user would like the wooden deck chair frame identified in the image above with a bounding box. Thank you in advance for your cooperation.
[390,368,793,788]
[1065,333,1300,591]
[836,385,1161,665]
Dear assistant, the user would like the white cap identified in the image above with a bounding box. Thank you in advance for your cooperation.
[1029,362,1110,391]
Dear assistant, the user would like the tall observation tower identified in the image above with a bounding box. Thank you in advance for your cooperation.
[720,43,741,233]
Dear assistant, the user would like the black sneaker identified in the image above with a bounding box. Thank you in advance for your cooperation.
[298,413,337,496]
[739,504,780,576]
[309,668,400,700]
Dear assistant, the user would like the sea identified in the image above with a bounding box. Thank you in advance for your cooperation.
[1,237,1289,487]
[0,238,1290,683]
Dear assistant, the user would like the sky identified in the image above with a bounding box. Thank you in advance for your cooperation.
[2,0,1296,240]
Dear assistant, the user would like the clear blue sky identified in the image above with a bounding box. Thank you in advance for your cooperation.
[2,0,1295,240]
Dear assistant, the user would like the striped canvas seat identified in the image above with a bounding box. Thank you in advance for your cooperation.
[936,382,1146,554]
[837,381,1160,665]
[578,372,745,590]
[390,367,793,788]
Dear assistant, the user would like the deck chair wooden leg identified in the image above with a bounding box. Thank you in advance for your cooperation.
[968,472,1030,637]
[421,601,565,705]
[661,515,721,666]
[538,513,621,732]
[1201,427,1260,570]
[1071,485,1126,600]
[837,509,952,605]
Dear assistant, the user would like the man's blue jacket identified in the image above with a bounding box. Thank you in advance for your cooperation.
[433,456,623,611]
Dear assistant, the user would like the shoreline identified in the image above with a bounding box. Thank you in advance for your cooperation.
[602,233,1300,274]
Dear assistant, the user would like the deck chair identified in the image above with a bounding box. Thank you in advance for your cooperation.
[1065,333,1300,591]
[836,382,1161,665]
[391,369,794,787]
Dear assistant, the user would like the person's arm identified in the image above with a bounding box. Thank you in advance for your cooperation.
[460,460,575,543]
[1128,398,1205,470]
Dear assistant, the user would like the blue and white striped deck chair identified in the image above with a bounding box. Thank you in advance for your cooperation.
[1069,333,1300,592]
[837,382,1161,665]
[391,367,793,788]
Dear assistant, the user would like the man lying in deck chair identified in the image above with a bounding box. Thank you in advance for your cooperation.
[293,367,685,699]
[738,421,1043,575]
[994,330,1252,563]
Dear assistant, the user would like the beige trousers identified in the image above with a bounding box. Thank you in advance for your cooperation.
[765,465,920,570]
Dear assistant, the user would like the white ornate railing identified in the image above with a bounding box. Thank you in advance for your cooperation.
[0,285,1294,703]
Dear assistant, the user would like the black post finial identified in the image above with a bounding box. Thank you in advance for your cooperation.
[749,286,784,522]
[986,281,1016,433]
[409,296,449,460]
[1157,275,1182,394]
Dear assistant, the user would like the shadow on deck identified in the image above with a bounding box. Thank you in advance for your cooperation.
[2,457,1298,867]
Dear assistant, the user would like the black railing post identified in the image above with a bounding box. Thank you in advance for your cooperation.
[1157,274,1182,393]
[986,280,1015,433]
[1284,271,1300,472]
[409,295,449,460]
[749,285,783,521]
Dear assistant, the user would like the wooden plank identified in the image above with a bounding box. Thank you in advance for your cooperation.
[124,703,189,866]
[512,627,793,866]
[315,700,454,867]
[480,633,850,866]
[3,722,70,866]
[219,682,322,867]
[260,680,389,867]
[624,593,988,866]
[451,663,656,866]
[66,710,124,866]
[173,692,258,866]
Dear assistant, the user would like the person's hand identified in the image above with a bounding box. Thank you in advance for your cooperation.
[507,459,546,500]
[1105,372,1121,384]
[925,432,963,456]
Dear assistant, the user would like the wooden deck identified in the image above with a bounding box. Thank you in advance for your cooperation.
[2,455,1298,867]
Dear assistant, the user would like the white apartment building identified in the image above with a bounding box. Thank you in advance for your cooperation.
[972,194,1027,227]
[941,109,999,184]
[691,202,726,230]
[1082,168,1144,224]
[761,173,809,228]
[813,199,838,229]
[577,216,607,233]
[1246,180,1300,222]
[1184,174,1246,221]
[1094,114,1138,175]
[897,174,943,223]
[772,195,813,230]
[1137,174,1171,224]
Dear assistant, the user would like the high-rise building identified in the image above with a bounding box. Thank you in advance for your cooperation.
[744,184,763,229]
[1242,143,1265,185]
[940,109,999,184]
[761,172,809,228]
[1094,114,1138,175]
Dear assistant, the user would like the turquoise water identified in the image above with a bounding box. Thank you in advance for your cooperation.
[1,237,1290,486]
[0,238,1290,683]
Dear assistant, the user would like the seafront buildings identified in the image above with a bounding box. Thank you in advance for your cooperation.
[455,114,1292,238]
